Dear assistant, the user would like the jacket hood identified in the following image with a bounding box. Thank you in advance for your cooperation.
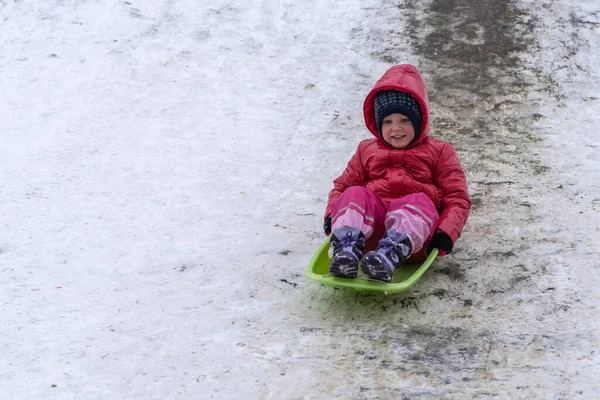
[363,64,430,148]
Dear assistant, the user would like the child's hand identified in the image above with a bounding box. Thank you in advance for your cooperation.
[323,216,332,236]
[427,231,453,255]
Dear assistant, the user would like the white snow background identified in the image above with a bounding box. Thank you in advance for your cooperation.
[1,0,600,399]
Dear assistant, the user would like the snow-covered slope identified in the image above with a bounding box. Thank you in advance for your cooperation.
[1,0,599,398]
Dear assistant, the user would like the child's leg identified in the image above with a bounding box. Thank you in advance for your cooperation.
[328,186,387,278]
[361,193,439,282]
[385,192,440,254]
[330,186,386,241]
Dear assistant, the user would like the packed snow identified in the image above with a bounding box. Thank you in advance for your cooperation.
[1,0,599,399]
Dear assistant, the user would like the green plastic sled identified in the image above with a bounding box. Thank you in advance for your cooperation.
[306,237,438,294]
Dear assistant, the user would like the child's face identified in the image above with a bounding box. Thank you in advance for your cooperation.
[381,113,415,149]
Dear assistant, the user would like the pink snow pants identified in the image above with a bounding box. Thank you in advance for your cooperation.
[330,186,440,256]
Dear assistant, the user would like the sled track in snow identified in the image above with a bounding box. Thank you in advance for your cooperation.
[404,0,548,295]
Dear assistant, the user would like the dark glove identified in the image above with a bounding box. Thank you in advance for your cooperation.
[427,231,453,256]
[323,216,332,236]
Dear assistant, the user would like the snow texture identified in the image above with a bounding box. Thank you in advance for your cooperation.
[1,0,599,399]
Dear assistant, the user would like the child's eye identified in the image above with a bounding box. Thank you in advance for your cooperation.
[382,119,392,124]
[401,118,411,124]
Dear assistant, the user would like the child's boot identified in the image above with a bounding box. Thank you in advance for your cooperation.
[329,226,366,278]
[361,230,412,282]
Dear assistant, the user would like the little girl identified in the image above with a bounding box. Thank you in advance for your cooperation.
[324,64,471,282]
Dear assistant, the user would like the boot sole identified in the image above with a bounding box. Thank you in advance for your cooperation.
[361,253,393,282]
[330,254,358,279]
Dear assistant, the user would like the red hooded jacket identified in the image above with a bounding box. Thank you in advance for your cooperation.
[325,64,471,245]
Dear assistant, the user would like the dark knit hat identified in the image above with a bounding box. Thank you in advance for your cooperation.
[374,90,422,137]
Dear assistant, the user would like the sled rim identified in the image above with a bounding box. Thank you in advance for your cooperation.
[306,237,438,294]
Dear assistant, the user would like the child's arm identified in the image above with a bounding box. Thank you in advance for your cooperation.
[432,143,472,249]
[324,142,368,220]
